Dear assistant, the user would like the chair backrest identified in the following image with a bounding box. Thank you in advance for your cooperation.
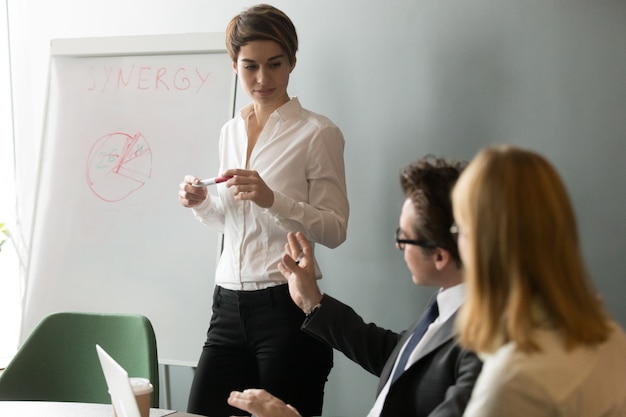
[0,312,159,406]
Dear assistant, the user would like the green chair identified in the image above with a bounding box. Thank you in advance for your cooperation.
[0,312,159,406]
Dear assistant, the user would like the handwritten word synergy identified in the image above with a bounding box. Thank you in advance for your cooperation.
[87,65,213,93]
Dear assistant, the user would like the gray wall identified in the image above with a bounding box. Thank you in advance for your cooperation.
[298,3,626,415]
[10,1,626,416]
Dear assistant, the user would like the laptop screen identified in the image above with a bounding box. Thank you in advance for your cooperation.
[96,344,141,417]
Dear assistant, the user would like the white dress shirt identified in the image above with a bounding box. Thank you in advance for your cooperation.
[463,319,626,417]
[192,97,349,290]
[367,283,466,417]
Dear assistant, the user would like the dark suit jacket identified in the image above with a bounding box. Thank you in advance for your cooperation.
[302,294,482,417]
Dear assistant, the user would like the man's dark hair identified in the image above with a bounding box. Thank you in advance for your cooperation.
[400,155,467,267]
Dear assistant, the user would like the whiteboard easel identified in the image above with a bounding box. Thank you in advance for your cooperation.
[24,34,236,374]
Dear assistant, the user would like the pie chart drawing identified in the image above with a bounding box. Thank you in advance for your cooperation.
[86,131,153,202]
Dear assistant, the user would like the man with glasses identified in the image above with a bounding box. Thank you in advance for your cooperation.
[228,156,482,417]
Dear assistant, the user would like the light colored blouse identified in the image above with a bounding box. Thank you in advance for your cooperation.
[192,97,349,290]
[463,320,626,417]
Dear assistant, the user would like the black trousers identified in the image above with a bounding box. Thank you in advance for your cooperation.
[187,284,333,417]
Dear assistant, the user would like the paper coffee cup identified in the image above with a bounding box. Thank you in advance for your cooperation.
[112,377,153,417]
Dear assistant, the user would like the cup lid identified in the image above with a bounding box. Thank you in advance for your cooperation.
[129,377,153,395]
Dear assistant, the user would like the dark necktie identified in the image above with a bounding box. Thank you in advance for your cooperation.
[390,299,439,384]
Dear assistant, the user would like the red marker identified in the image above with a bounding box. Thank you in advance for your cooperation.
[192,175,233,187]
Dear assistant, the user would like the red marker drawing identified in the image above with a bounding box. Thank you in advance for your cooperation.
[192,175,233,187]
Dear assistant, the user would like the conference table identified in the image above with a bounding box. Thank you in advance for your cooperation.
[0,401,205,416]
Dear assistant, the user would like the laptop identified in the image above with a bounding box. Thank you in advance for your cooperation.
[96,344,142,417]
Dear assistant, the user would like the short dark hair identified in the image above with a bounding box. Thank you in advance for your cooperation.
[400,155,467,267]
[225,4,298,65]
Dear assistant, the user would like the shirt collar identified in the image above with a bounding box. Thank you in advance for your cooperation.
[435,283,465,323]
[239,96,302,121]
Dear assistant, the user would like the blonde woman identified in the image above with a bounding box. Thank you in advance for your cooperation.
[452,145,626,416]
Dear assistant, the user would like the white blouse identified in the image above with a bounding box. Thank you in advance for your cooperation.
[192,97,349,290]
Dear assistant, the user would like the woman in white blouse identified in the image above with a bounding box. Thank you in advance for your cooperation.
[452,145,626,417]
[178,4,349,416]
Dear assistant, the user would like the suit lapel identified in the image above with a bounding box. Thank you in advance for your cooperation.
[412,311,457,360]
[377,310,458,393]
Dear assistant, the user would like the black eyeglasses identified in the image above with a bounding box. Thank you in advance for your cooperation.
[395,228,436,251]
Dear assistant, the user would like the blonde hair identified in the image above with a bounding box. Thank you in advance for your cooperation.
[453,145,610,353]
